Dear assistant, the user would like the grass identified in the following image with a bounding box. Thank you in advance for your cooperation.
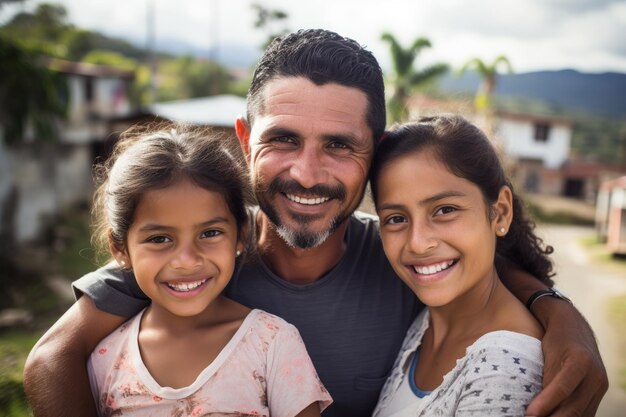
[0,205,95,416]
[0,331,42,417]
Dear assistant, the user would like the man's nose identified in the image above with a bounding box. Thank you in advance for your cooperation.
[289,145,329,189]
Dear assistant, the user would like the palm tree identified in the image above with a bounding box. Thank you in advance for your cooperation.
[459,55,513,112]
[381,32,448,123]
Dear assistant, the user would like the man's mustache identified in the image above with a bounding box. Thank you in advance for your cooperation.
[267,178,346,201]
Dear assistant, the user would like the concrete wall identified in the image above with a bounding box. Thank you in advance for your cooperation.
[0,142,93,243]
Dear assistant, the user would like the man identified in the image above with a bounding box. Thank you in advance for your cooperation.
[24,29,607,416]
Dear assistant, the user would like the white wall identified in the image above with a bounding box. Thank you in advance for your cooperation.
[1,143,93,243]
[497,119,571,168]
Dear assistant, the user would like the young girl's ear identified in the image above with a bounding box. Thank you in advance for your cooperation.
[108,231,131,269]
[236,217,251,257]
[493,186,514,236]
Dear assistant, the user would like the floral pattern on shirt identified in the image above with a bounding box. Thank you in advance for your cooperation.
[88,309,331,417]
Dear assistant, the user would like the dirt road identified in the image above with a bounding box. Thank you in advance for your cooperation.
[538,224,626,417]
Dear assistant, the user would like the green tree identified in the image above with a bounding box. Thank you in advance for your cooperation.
[381,32,448,123]
[1,3,69,42]
[251,3,289,49]
[458,55,513,112]
[0,36,67,144]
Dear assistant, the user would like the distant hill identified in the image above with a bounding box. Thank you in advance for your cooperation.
[439,69,626,120]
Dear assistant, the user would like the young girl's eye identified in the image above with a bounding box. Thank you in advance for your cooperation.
[147,235,171,244]
[201,229,222,239]
[435,206,457,216]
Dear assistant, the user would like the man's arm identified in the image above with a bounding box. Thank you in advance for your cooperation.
[24,296,127,416]
[502,268,608,417]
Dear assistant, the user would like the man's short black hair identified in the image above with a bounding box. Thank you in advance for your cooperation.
[247,29,386,143]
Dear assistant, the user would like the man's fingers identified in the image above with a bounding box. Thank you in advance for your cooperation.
[580,387,606,417]
[526,359,586,416]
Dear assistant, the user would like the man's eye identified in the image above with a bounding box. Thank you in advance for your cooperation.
[272,136,295,144]
[147,235,170,244]
[328,142,349,149]
[201,230,222,239]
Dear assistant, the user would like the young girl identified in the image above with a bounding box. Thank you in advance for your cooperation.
[371,115,554,416]
[87,123,331,416]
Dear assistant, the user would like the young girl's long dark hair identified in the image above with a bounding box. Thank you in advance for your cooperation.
[92,122,254,261]
[370,114,554,285]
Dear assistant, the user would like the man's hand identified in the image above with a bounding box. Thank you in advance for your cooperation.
[23,296,127,417]
[525,299,608,416]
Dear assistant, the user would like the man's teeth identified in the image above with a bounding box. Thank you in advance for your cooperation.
[286,194,330,205]
[413,261,455,275]
[167,279,207,292]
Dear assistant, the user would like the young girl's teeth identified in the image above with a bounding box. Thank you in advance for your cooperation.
[167,279,206,292]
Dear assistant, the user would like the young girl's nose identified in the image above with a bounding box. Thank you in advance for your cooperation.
[170,242,203,270]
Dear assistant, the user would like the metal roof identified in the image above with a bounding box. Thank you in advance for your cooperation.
[150,95,247,127]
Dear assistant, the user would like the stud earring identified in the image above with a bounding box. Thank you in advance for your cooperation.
[120,260,126,266]
[499,227,506,234]
[236,250,241,257]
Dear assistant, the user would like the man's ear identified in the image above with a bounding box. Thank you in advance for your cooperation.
[235,116,251,159]
[493,186,514,234]
[108,232,130,269]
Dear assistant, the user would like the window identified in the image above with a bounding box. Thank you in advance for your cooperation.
[534,122,550,142]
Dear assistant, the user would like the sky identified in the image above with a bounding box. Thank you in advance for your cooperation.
[2,0,626,74]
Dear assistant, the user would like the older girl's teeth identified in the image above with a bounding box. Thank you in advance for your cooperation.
[167,279,207,292]
[413,261,454,275]
[286,194,330,205]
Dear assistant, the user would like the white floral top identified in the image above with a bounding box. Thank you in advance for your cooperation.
[374,310,543,417]
[88,308,331,417]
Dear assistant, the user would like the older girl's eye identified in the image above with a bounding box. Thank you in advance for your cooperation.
[435,206,457,216]
[384,215,407,225]
[201,230,222,239]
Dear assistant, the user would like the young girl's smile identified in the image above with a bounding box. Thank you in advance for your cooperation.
[118,178,242,318]
[376,150,508,308]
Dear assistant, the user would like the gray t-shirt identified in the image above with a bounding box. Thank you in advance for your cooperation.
[73,211,422,417]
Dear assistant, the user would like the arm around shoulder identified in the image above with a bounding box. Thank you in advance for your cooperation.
[24,295,127,417]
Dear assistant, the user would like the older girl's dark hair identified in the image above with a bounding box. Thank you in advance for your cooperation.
[370,114,554,285]
[92,122,254,260]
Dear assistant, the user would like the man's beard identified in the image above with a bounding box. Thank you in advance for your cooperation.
[255,177,351,249]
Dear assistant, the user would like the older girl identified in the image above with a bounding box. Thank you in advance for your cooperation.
[371,115,554,416]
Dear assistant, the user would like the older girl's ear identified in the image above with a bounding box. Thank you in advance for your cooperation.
[493,186,513,235]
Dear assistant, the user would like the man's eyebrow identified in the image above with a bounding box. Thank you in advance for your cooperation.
[323,132,365,145]
[378,191,468,211]
[260,126,300,139]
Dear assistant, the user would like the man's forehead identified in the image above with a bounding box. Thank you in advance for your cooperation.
[251,76,372,136]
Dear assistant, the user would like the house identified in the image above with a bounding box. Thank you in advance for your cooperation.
[0,60,138,244]
[596,176,626,254]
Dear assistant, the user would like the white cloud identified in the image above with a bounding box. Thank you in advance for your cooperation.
[1,0,624,73]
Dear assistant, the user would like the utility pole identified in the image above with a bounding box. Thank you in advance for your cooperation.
[210,0,219,95]
[147,0,156,104]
